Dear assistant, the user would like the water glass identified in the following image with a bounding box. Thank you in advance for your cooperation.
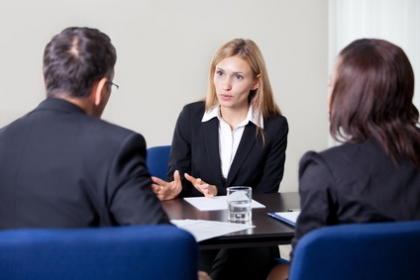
[226,186,252,223]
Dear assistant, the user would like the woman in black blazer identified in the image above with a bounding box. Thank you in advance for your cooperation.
[152,38,288,280]
[153,39,288,200]
[268,39,420,280]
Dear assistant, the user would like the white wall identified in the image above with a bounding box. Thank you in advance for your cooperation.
[328,0,420,147]
[329,0,420,83]
[0,0,329,192]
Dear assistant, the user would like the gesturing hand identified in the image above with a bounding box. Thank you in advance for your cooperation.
[184,173,217,198]
[151,170,182,201]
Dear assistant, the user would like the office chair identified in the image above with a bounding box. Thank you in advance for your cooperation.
[288,220,420,280]
[0,225,199,280]
[146,145,171,179]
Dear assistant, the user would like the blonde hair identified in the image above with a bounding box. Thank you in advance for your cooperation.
[205,39,281,131]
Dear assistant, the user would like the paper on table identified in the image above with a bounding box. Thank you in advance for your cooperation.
[267,211,300,226]
[184,196,265,211]
[171,219,255,242]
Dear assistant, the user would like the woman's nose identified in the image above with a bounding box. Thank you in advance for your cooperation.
[222,79,232,91]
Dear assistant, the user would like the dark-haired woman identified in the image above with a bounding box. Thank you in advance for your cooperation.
[268,38,420,280]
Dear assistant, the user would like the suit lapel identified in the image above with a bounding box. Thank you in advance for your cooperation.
[203,119,224,187]
[226,124,257,186]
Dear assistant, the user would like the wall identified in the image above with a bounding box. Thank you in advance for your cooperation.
[0,0,329,192]
[328,0,420,147]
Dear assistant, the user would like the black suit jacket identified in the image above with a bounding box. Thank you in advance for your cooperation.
[292,139,420,252]
[166,101,288,197]
[0,98,169,229]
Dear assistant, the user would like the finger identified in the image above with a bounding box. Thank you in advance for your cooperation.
[151,184,160,193]
[173,170,183,189]
[196,178,202,187]
[202,184,214,198]
[173,170,180,180]
[191,180,203,193]
[151,176,166,186]
[184,173,196,184]
[204,192,214,198]
[198,181,208,189]
[196,178,207,194]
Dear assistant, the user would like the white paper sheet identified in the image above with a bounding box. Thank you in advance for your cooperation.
[183,196,266,211]
[171,219,255,242]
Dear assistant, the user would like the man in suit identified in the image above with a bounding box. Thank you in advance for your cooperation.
[0,27,169,228]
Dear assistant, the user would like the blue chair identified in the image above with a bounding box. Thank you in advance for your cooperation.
[288,220,420,280]
[147,145,171,179]
[0,225,199,280]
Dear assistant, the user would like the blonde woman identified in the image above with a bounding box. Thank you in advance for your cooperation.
[153,38,288,201]
[153,38,288,280]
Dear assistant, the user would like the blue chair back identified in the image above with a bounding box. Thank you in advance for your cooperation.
[289,220,420,280]
[147,145,171,179]
[0,225,199,280]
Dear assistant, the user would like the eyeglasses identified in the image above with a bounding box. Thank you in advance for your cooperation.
[107,81,119,91]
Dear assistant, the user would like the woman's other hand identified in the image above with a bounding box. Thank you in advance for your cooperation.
[185,173,217,198]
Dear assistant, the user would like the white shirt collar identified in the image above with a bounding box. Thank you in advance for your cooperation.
[201,104,264,129]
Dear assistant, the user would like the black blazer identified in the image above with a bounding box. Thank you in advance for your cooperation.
[166,101,288,197]
[293,139,420,252]
[0,98,169,229]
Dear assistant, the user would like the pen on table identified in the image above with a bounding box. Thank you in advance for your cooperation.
[286,208,300,212]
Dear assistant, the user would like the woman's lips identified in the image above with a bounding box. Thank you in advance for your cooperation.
[219,94,233,101]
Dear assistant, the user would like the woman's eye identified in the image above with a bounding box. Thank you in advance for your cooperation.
[216,71,224,76]
[235,75,243,80]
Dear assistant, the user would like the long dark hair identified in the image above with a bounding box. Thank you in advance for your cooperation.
[330,38,420,168]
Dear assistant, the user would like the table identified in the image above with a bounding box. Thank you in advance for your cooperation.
[161,192,299,249]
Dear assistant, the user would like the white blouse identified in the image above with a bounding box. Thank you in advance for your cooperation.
[201,105,263,179]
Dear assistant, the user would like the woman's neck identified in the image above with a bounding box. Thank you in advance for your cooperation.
[220,105,249,131]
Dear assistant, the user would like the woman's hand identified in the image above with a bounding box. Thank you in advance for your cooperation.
[198,270,212,280]
[185,173,217,198]
[151,170,182,201]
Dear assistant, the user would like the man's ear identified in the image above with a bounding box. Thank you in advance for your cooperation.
[92,78,108,106]
[252,74,261,90]
[41,71,46,87]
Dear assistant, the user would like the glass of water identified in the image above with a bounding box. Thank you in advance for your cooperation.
[226,186,252,223]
